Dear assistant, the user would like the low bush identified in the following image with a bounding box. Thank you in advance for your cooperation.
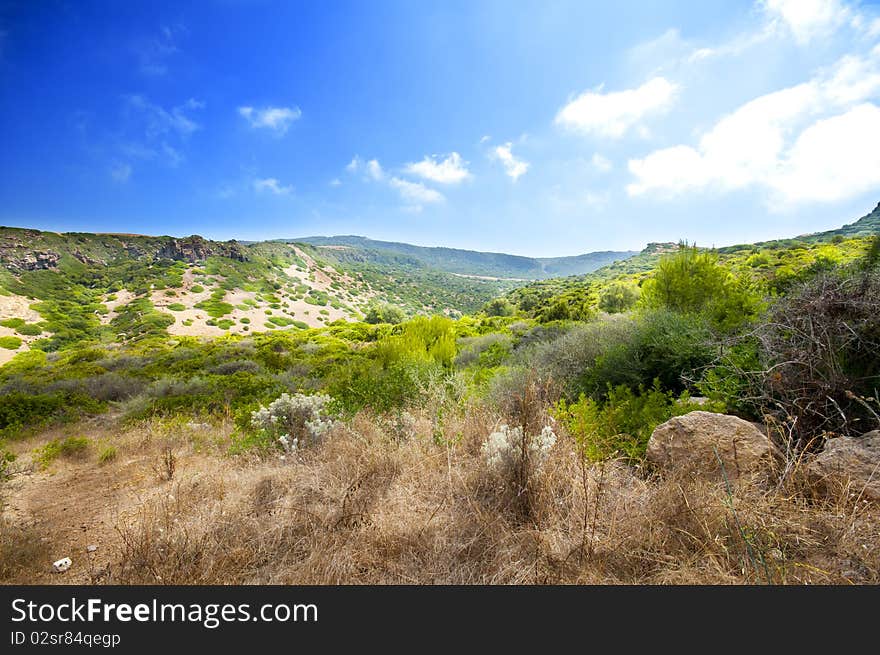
[33,436,90,468]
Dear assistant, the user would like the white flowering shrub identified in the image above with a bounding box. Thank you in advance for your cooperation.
[251,392,335,454]
[481,424,557,475]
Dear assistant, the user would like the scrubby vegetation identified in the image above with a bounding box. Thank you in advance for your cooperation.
[1,211,879,585]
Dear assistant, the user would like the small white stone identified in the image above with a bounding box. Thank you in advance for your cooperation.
[53,557,72,573]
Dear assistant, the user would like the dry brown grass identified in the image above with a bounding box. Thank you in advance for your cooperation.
[92,404,880,585]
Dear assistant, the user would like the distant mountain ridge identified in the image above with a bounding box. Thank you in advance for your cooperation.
[289,235,637,279]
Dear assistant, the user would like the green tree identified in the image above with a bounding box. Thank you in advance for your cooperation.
[363,303,405,325]
[598,282,639,314]
[641,243,761,331]
[483,297,515,317]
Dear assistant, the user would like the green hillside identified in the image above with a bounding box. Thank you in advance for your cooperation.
[293,234,636,279]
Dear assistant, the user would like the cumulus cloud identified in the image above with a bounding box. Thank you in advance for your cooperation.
[238,105,302,134]
[491,142,529,181]
[405,152,472,184]
[555,77,679,138]
[762,0,851,44]
[253,177,293,195]
[770,103,880,204]
[627,50,880,206]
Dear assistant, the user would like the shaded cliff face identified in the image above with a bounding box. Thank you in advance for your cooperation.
[0,228,249,272]
[153,236,249,263]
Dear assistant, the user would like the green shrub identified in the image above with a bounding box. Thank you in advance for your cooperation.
[556,382,721,461]
[641,244,762,331]
[167,303,186,312]
[195,289,234,318]
[0,336,22,350]
[190,284,205,294]
[15,323,42,336]
[98,445,117,464]
[363,303,405,325]
[33,436,90,468]
[483,298,515,317]
[598,282,639,314]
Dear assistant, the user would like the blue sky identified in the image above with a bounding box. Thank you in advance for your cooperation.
[1,0,879,256]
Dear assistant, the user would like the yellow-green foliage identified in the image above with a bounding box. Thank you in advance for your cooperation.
[641,244,763,331]
[374,315,458,369]
[556,383,724,461]
[0,336,22,350]
[33,436,90,468]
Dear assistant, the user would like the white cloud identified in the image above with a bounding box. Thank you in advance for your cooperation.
[238,105,302,134]
[627,49,880,206]
[555,77,679,138]
[405,152,472,184]
[389,177,444,205]
[329,178,342,187]
[346,156,384,180]
[253,177,293,195]
[111,162,132,183]
[491,142,529,181]
[347,155,443,209]
[771,103,880,204]
[127,95,203,138]
[762,0,850,44]
[366,159,384,181]
[591,153,613,172]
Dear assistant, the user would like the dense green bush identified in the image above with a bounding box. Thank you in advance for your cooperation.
[556,382,722,461]
[641,244,762,331]
[0,336,22,350]
[598,282,639,314]
[530,311,714,399]
[363,303,405,325]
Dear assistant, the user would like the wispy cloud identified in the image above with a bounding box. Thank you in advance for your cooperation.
[110,162,132,183]
[347,155,445,210]
[591,153,613,172]
[346,156,385,180]
[404,152,472,184]
[253,177,293,195]
[555,77,679,139]
[389,177,444,204]
[490,142,529,181]
[126,95,204,139]
[238,105,302,134]
[133,24,185,76]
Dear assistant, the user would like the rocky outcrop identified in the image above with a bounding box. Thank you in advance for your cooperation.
[3,250,61,271]
[154,236,248,263]
[73,249,103,266]
[646,411,780,480]
[807,430,880,500]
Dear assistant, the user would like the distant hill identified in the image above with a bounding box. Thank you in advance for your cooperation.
[290,235,637,279]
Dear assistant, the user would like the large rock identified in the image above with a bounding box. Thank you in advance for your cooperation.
[646,411,780,480]
[807,430,880,500]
